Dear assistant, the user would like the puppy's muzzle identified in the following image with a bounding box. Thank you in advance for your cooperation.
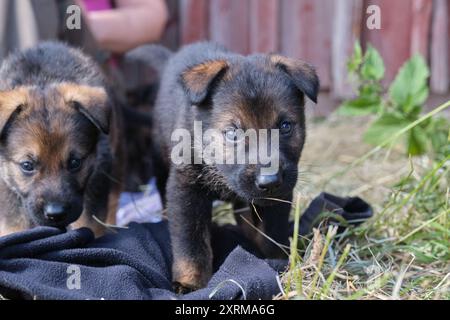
[44,202,69,222]
[255,172,282,191]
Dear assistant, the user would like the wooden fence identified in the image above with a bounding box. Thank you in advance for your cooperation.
[161,0,449,98]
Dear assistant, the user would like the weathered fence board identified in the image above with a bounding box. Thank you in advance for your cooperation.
[160,0,180,50]
[179,0,209,44]
[410,0,433,58]
[210,0,250,54]
[249,0,279,53]
[281,0,334,90]
[363,0,413,84]
[430,0,449,93]
[332,0,363,98]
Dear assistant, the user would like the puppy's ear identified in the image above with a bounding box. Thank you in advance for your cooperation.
[180,60,229,105]
[270,54,320,103]
[0,87,29,139]
[57,83,110,134]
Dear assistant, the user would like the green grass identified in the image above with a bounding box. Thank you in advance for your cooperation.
[276,102,450,300]
[278,155,449,300]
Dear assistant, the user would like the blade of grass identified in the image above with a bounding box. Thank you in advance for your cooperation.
[392,254,415,299]
[345,273,392,300]
[320,244,351,298]
[395,209,449,244]
[287,194,303,297]
[307,225,338,299]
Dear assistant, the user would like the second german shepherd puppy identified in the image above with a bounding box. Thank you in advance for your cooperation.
[0,42,124,237]
[152,42,319,291]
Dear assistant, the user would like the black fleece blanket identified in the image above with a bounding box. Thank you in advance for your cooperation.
[0,193,372,300]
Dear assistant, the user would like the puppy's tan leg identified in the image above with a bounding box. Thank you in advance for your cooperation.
[106,189,121,225]
[70,186,121,237]
[167,169,213,292]
[0,224,25,237]
[70,211,107,237]
[0,214,30,237]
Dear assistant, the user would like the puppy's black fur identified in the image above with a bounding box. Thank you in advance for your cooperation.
[153,42,319,290]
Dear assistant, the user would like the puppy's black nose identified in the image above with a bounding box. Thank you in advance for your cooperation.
[256,173,282,191]
[44,203,67,221]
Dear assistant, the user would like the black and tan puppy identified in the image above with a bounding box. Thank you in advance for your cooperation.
[152,42,319,291]
[0,42,124,237]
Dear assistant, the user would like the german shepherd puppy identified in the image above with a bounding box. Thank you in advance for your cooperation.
[0,42,124,237]
[152,42,319,291]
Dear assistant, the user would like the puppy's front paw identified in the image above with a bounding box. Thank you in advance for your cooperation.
[172,281,197,294]
[172,259,211,293]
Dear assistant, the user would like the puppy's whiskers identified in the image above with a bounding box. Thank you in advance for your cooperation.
[250,199,263,222]
[239,214,290,255]
[254,197,293,204]
[92,214,128,232]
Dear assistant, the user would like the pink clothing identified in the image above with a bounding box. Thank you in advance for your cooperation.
[82,0,113,12]
[81,0,119,65]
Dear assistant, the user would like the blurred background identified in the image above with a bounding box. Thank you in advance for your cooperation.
[0,0,450,115]
[1,0,449,116]
[162,0,450,115]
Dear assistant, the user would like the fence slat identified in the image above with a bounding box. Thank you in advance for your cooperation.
[160,0,180,50]
[209,0,250,54]
[281,0,334,90]
[410,0,432,58]
[331,0,363,98]
[179,0,209,44]
[430,0,449,93]
[363,0,413,84]
[249,0,279,53]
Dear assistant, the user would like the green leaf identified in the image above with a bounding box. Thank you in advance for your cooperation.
[360,45,385,81]
[363,113,412,146]
[426,117,450,160]
[347,41,363,73]
[360,83,382,96]
[389,54,430,113]
[407,126,428,155]
[337,95,381,116]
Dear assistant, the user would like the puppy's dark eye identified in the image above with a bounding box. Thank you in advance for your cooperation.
[20,161,35,173]
[225,128,237,142]
[68,158,82,172]
[279,121,292,135]
[224,127,244,143]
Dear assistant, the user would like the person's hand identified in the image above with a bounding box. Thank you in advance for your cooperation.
[78,0,168,54]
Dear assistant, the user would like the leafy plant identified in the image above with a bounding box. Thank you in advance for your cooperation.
[338,42,449,159]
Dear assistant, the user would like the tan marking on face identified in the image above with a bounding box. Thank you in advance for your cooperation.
[0,86,31,109]
[182,60,228,93]
[212,97,279,131]
[269,54,316,80]
[56,83,107,106]
[0,87,32,134]
[56,82,109,133]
